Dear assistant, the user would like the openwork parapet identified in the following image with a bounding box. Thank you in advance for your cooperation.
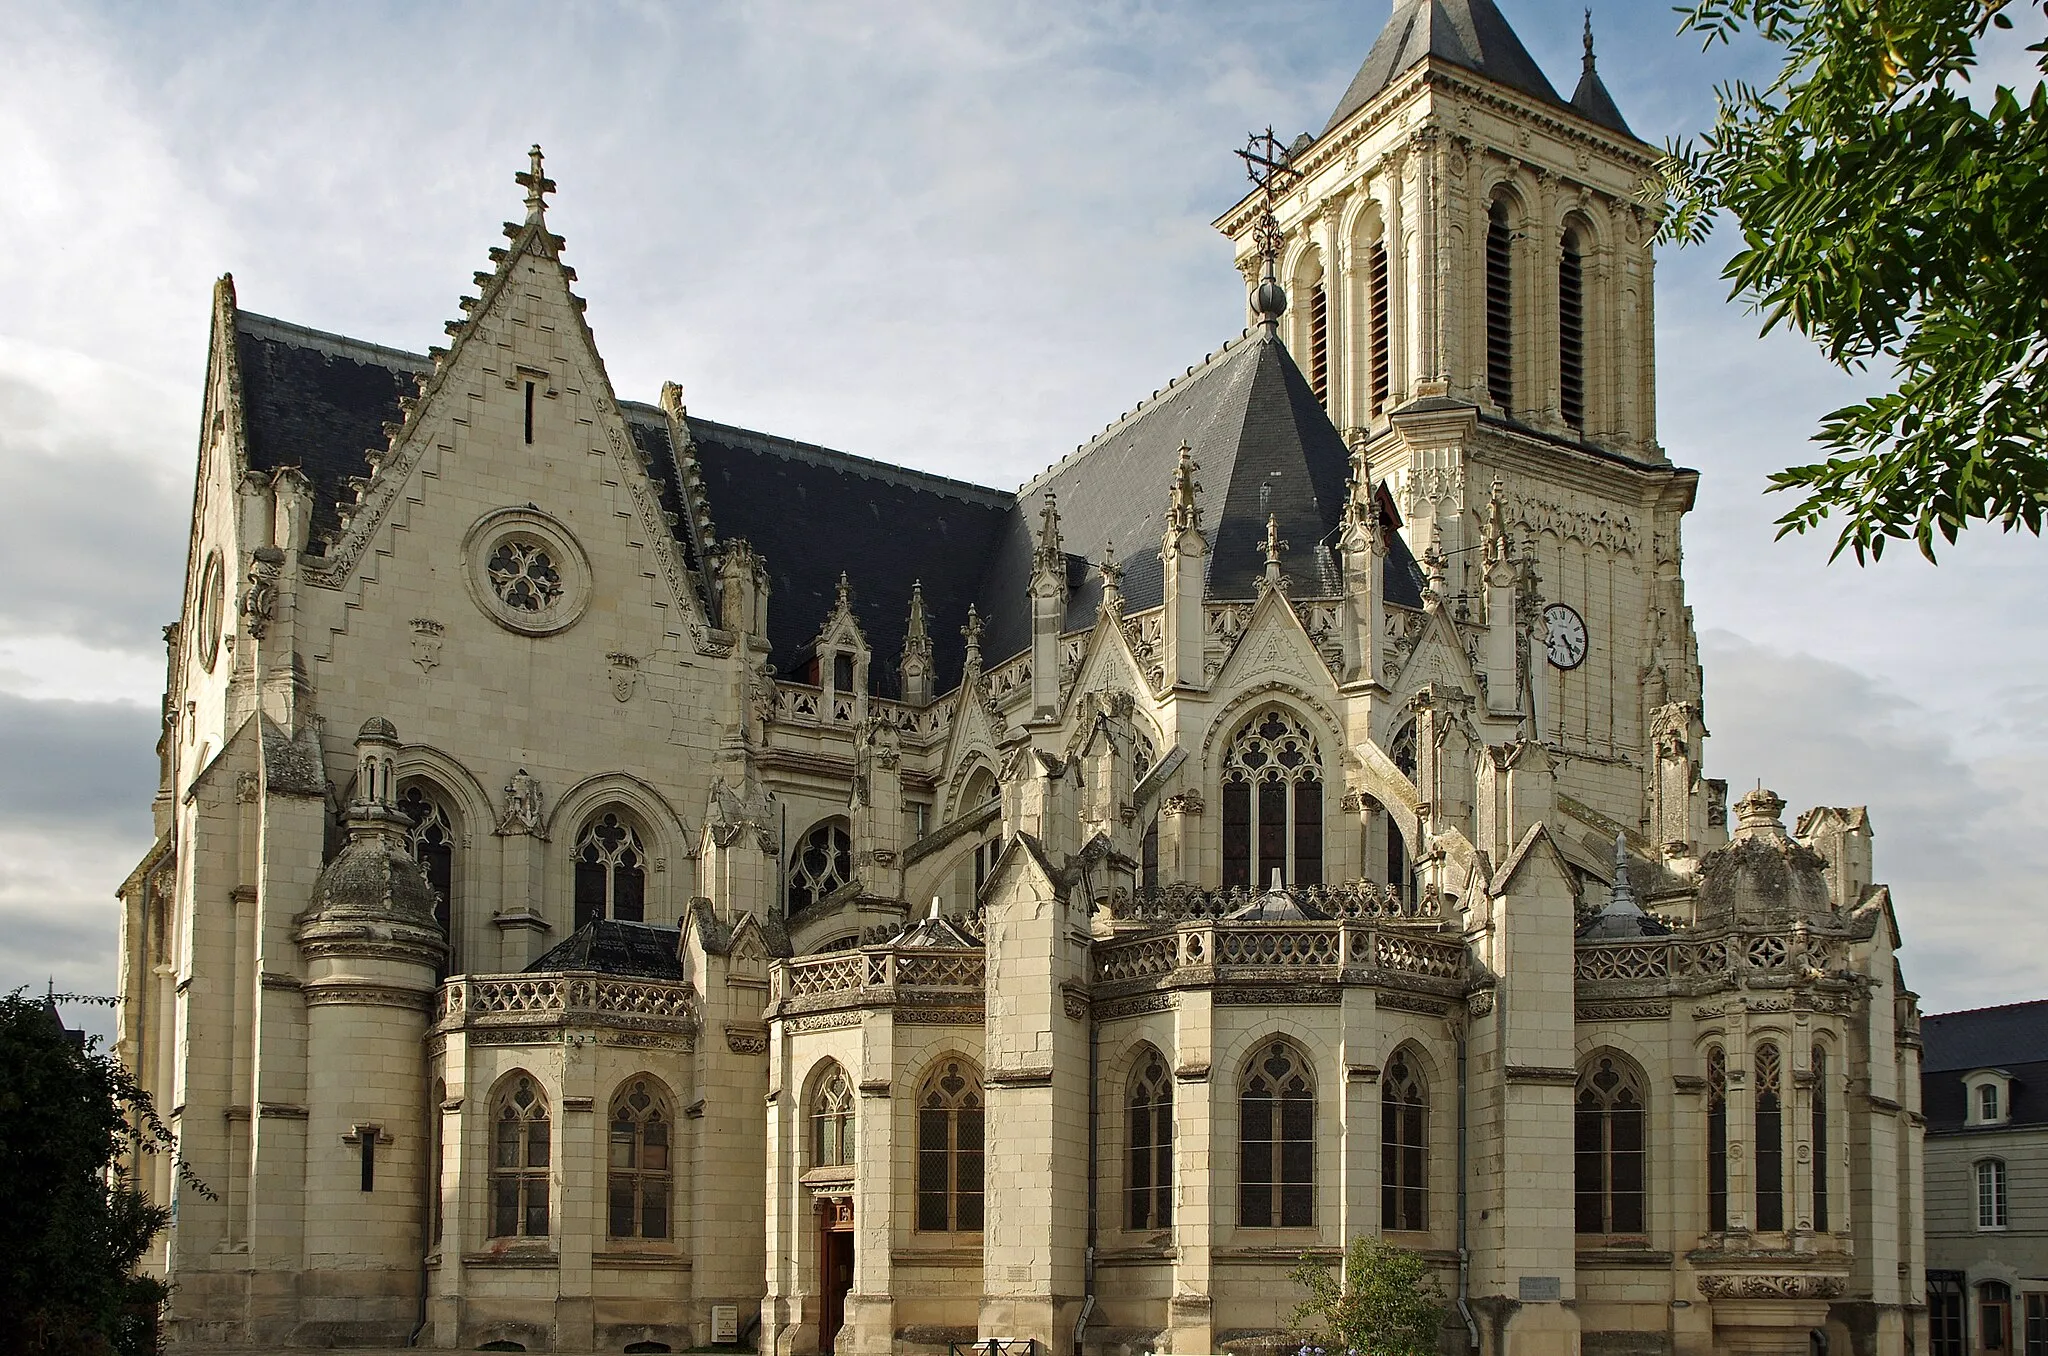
[1111,879,1425,923]
[1092,919,1467,998]
[772,947,987,1015]
[435,972,699,1038]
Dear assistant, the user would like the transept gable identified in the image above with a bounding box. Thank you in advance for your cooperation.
[1210,581,1332,694]
[1057,600,1158,720]
[1387,596,1482,710]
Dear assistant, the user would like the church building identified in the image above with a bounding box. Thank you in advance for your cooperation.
[114,4,1928,1356]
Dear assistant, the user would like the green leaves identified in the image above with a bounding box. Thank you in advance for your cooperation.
[1656,0,2048,560]
[1290,1236,1448,1356]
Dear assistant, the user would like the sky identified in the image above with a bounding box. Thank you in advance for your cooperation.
[2,0,2043,1032]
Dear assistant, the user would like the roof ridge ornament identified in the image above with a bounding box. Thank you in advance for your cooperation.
[516,144,556,222]
[1165,442,1204,538]
[1236,128,1297,333]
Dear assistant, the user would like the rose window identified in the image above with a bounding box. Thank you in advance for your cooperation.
[488,539,563,612]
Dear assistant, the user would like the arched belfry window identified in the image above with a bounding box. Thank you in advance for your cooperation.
[491,1073,550,1238]
[1574,1054,1646,1235]
[787,817,853,915]
[1486,198,1515,410]
[1309,278,1331,405]
[812,1064,855,1169]
[1221,709,1325,890]
[1381,1048,1427,1231]
[607,1077,672,1239]
[1559,226,1586,430]
[1706,1045,1729,1231]
[397,782,454,936]
[1368,238,1392,416]
[916,1060,984,1232]
[575,810,646,928]
[1755,1042,1786,1230]
[1241,1039,1315,1228]
[1127,1050,1173,1230]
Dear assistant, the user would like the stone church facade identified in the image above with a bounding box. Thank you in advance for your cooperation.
[115,4,1927,1355]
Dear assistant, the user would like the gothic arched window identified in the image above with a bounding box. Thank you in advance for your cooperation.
[1486,197,1515,409]
[1706,1045,1729,1231]
[1241,1038,1315,1228]
[1812,1046,1832,1233]
[1574,1053,1646,1235]
[1559,226,1586,430]
[397,782,455,937]
[812,1064,855,1169]
[1127,1051,1173,1231]
[1755,1042,1785,1230]
[1221,709,1325,890]
[1381,1048,1427,1231]
[607,1077,672,1239]
[916,1059,984,1232]
[575,810,647,928]
[491,1073,550,1238]
[787,818,853,915]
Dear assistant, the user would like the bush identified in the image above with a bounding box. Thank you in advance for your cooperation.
[1290,1235,1448,1356]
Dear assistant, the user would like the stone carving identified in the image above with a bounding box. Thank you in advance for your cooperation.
[1093,992,1174,1022]
[607,652,639,703]
[239,546,283,640]
[1159,791,1205,817]
[1577,1001,1673,1022]
[496,768,546,838]
[1694,1273,1848,1301]
[409,618,444,673]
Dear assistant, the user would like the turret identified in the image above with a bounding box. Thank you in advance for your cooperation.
[293,718,445,1343]
[1028,493,1067,719]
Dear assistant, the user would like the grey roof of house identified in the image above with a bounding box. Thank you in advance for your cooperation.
[224,307,1415,699]
[526,920,686,979]
[1322,0,1634,140]
[1920,1000,2048,1133]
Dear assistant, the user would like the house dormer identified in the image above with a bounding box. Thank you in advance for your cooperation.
[1963,1069,2015,1127]
[810,572,871,724]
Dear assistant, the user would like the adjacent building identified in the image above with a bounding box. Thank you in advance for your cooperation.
[1924,1002,2048,1356]
[114,3,1930,1355]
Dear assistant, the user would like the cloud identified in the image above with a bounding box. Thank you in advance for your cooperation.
[1701,630,2048,1014]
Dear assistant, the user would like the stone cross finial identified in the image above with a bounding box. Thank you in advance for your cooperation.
[1733,786,1790,842]
[1098,541,1125,617]
[961,605,984,669]
[1259,514,1290,594]
[1583,9,1597,73]
[516,144,557,221]
[834,571,853,612]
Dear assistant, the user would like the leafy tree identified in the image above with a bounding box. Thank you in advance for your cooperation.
[1290,1235,1448,1356]
[0,990,206,1356]
[1654,0,2048,561]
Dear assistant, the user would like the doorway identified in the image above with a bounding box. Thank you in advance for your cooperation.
[818,1200,854,1355]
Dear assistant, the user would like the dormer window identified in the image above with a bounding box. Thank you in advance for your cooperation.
[1965,1070,2013,1127]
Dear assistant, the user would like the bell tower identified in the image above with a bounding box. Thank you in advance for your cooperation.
[1218,0,1705,853]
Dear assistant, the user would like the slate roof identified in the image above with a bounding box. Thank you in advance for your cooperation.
[976,328,1425,666]
[1921,1000,2048,1133]
[687,419,1012,696]
[224,305,1415,696]
[1322,0,1634,141]
[526,920,686,979]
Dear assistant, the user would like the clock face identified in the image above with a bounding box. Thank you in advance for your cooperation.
[1543,603,1588,670]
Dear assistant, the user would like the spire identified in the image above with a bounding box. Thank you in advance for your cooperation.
[1258,514,1290,594]
[961,604,985,671]
[1340,438,1385,555]
[1165,443,1204,538]
[904,581,930,654]
[1604,831,1639,915]
[1569,9,1634,136]
[1098,541,1125,618]
[516,143,556,222]
[835,571,853,612]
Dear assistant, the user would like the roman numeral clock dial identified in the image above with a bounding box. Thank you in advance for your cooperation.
[1543,603,1588,670]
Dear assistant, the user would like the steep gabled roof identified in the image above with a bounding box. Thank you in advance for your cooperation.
[975,329,1423,666]
[1322,0,1635,141]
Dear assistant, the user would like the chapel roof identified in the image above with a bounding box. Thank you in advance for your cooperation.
[526,920,687,980]
[975,328,1424,665]
[1322,0,1635,141]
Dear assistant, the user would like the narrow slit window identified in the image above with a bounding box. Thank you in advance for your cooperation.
[1308,281,1330,405]
[1368,240,1391,416]
[524,381,536,444]
[1486,200,1514,410]
[1559,231,1585,429]
[360,1135,376,1193]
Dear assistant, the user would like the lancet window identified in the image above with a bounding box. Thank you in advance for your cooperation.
[1221,709,1324,890]
[812,1064,855,1169]
[1812,1046,1832,1233]
[1559,227,1586,430]
[1381,1048,1427,1231]
[1755,1042,1786,1230]
[1574,1054,1646,1235]
[1241,1039,1315,1228]
[788,818,853,915]
[397,783,455,936]
[1127,1051,1173,1231]
[607,1077,672,1239]
[574,810,647,927]
[490,1074,550,1239]
[1486,198,1515,409]
[916,1060,984,1232]
[1706,1045,1729,1230]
